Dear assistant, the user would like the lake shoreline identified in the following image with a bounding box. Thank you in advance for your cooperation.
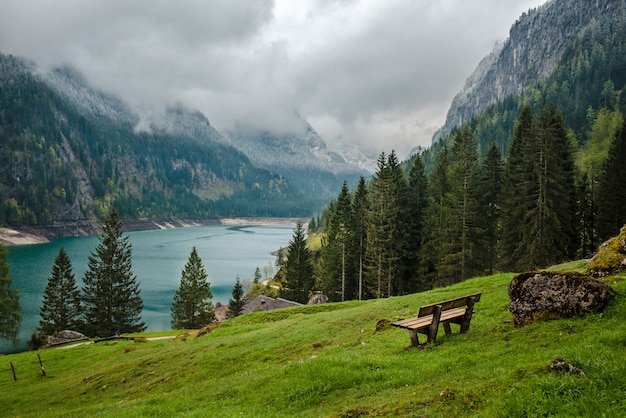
[0,218,301,246]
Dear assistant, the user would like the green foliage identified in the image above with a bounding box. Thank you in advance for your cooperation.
[318,181,355,302]
[38,246,82,335]
[171,246,216,328]
[499,105,577,271]
[226,277,245,319]
[365,151,411,298]
[440,126,483,282]
[0,243,21,344]
[81,207,146,337]
[279,220,314,304]
[596,117,626,241]
[478,143,504,274]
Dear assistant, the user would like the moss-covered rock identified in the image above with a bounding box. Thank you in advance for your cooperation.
[588,225,626,276]
[508,271,616,327]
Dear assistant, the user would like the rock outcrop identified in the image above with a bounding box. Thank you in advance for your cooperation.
[308,294,329,305]
[433,0,623,143]
[508,271,616,327]
[46,330,89,347]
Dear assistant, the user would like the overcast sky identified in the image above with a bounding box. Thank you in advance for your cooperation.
[1,0,548,158]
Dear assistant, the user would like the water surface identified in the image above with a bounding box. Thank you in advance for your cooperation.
[2,224,293,353]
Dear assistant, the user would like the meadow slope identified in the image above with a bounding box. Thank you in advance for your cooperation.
[1,266,625,417]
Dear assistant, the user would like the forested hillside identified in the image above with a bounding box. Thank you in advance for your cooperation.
[0,54,310,228]
[308,0,626,300]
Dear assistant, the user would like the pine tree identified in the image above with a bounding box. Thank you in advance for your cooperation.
[500,105,577,270]
[364,151,410,297]
[499,105,536,271]
[478,143,503,274]
[279,220,314,304]
[319,181,354,301]
[171,246,216,329]
[38,247,81,335]
[0,243,21,345]
[253,267,262,284]
[352,176,369,300]
[227,276,246,319]
[596,116,626,240]
[439,126,482,283]
[405,154,429,292]
[81,207,146,337]
[420,146,450,286]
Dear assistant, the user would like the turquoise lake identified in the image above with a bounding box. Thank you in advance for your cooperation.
[2,224,294,353]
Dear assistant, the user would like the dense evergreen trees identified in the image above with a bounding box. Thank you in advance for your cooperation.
[0,243,21,344]
[311,103,620,302]
[499,105,577,271]
[38,247,81,335]
[82,208,146,336]
[596,116,626,240]
[171,247,216,329]
[279,221,314,304]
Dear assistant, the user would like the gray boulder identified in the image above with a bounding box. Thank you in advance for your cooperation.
[308,294,329,305]
[508,271,616,327]
[46,330,89,347]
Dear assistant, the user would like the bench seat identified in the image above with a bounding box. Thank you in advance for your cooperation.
[391,293,481,347]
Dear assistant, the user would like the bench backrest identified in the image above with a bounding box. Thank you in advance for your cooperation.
[417,293,482,317]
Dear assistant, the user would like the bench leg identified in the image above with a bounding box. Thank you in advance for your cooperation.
[443,322,452,335]
[408,330,420,347]
[460,297,476,333]
[427,305,443,344]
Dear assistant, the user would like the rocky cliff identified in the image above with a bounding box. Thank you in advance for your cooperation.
[433,0,624,143]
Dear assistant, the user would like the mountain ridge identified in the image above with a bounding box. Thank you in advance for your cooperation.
[432,0,623,144]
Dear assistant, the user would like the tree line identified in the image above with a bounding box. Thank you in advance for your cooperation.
[301,104,626,302]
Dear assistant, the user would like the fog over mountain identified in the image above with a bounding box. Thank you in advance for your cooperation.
[1,0,547,159]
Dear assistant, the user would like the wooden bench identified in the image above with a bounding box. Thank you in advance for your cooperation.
[391,293,481,347]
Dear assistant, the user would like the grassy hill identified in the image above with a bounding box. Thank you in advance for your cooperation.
[1,264,625,417]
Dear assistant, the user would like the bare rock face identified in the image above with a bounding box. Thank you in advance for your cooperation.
[508,272,616,327]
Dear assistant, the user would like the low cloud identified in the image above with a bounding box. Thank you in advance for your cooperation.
[1,0,547,157]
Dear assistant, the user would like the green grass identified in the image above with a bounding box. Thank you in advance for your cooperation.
[1,270,625,417]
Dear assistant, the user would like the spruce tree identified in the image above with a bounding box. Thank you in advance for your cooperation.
[171,246,216,329]
[81,207,146,337]
[0,243,21,345]
[406,154,429,292]
[596,116,626,240]
[500,105,577,270]
[420,146,450,287]
[39,247,81,335]
[352,176,369,300]
[279,220,314,304]
[478,143,504,274]
[365,151,410,297]
[319,181,354,301]
[441,126,482,283]
[253,267,262,284]
[227,277,246,319]
[499,105,536,271]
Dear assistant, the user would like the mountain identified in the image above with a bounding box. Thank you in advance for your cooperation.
[432,0,626,145]
[226,119,370,199]
[0,53,310,228]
